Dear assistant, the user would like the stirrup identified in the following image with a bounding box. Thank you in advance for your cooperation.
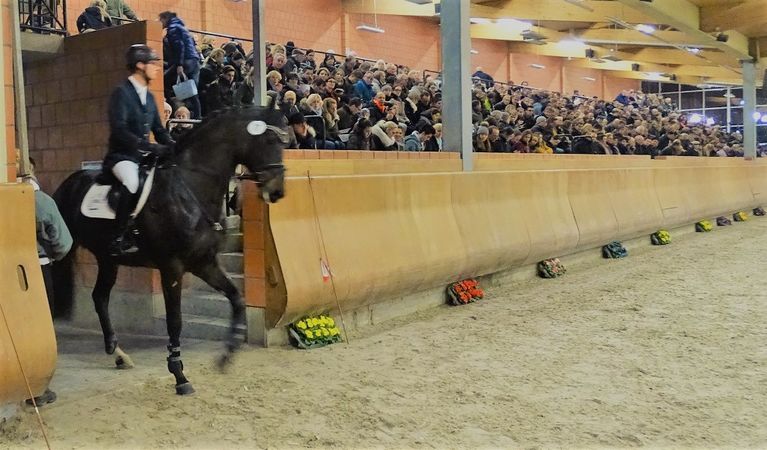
[109,236,139,256]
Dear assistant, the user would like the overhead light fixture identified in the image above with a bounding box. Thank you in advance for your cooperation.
[405,0,432,4]
[582,76,596,82]
[497,18,531,29]
[602,54,622,62]
[716,32,729,42]
[635,24,656,34]
[470,17,492,24]
[357,0,384,34]
[521,29,547,41]
[356,24,385,33]
[687,47,702,54]
[530,63,546,69]
[470,49,479,54]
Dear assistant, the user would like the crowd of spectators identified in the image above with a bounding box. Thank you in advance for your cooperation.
[76,5,751,157]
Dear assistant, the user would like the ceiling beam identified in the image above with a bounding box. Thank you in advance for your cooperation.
[700,0,767,37]
[469,0,654,23]
[625,47,738,68]
[574,28,714,49]
[470,22,567,43]
[613,0,753,62]
[342,0,657,24]
[471,23,733,67]
[507,42,740,82]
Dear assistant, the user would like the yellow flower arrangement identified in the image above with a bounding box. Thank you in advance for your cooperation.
[290,314,343,349]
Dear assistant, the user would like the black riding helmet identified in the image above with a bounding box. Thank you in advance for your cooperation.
[126,44,160,70]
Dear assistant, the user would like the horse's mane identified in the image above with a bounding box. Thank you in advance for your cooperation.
[175,106,285,149]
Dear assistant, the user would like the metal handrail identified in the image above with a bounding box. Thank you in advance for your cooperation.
[19,0,67,35]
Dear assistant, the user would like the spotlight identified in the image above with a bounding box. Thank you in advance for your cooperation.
[716,33,729,42]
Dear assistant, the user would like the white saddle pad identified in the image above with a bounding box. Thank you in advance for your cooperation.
[81,167,156,219]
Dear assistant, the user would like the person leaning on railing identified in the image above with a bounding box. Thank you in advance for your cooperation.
[105,0,138,25]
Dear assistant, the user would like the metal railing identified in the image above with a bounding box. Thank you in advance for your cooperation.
[18,0,67,35]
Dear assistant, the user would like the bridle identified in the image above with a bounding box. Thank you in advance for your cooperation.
[237,163,285,187]
[237,126,288,186]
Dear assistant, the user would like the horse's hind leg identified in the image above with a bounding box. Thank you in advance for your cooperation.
[92,257,134,369]
[160,266,194,395]
[192,262,246,370]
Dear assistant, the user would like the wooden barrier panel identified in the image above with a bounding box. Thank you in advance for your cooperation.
[0,184,57,407]
[256,157,767,329]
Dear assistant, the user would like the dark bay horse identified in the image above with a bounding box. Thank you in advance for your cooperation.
[53,106,287,395]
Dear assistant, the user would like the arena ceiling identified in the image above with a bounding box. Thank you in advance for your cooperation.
[342,0,767,86]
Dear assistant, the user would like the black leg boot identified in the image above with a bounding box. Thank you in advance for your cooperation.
[109,185,139,256]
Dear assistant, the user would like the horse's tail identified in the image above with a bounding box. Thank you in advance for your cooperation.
[51,170,93,319]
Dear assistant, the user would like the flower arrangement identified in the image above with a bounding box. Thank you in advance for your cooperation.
[734,211,749,222]
[538,258,566,278]
[447,279,484,305]
[289,314,342,349]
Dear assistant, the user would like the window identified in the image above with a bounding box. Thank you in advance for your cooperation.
[681,91,703,109]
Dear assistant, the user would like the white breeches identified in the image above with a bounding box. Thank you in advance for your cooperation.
[112,160,140,194]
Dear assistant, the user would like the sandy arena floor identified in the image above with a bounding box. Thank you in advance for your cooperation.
[2,218,767,449]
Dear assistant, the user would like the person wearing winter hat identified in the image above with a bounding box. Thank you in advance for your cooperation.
[288,112,317,149]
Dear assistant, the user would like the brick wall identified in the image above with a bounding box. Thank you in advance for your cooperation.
[562,65,604,98]
[510,54,564,92]
[471,38,509,83]
[346,14,441,71]
[2,0,16,181]
[25,20,163,193]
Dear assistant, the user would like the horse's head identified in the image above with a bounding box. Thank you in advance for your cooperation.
[231,106,289,203]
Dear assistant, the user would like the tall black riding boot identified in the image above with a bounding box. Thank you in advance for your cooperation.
[109,185,139,256]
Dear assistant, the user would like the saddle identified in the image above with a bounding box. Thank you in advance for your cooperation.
[81,155,157,220]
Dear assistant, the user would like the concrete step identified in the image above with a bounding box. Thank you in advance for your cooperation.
[181,291,232,320]
[218,252,243,274]
[224,215,241,231]
[155,313,230,341]
[183,272,244,294]
[222,232,243,253]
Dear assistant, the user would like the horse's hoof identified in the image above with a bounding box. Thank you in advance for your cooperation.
[216,353,233,373]
[114,347,135,369]
[175,382,195,396]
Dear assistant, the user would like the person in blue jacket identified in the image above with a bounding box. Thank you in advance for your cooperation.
[159,11,201,118]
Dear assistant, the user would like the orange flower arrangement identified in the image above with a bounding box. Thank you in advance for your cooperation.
[447,279,484,305]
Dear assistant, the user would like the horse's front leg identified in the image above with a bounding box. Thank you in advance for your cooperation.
[192,262,246,370]
[160,266,195,395]
[93,257,134,369]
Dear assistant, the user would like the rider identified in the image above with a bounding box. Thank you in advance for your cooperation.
[103,44,174,256]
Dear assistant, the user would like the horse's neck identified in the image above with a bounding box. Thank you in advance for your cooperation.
[176,140,235,215]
